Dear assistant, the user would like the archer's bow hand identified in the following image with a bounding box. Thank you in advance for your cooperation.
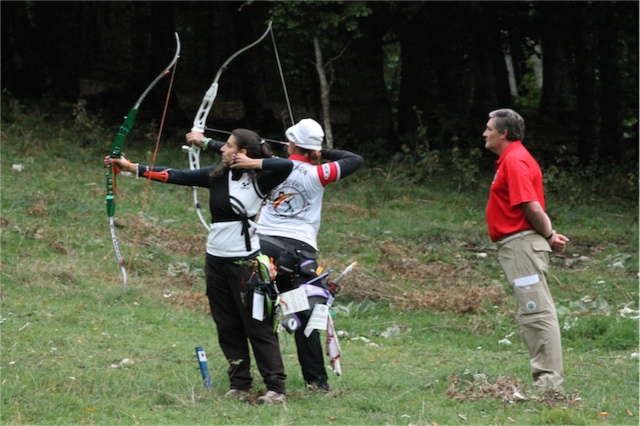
[104,155,134,174]
[185,131,206,148]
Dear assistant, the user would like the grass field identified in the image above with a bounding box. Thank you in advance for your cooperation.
[1,104,638,425]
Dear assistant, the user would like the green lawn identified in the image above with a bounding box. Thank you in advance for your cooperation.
[1,107,638,425]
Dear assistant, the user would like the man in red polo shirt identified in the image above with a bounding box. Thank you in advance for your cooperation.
[483,108,569,392]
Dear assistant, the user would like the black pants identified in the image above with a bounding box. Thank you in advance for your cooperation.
[260,236,329,389]
[205,254,286,394]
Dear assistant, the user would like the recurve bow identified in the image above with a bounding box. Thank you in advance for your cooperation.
[106,33,181,294]
[186,22,273,230]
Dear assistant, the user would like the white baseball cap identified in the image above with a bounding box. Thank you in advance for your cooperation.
[285,118,324,150]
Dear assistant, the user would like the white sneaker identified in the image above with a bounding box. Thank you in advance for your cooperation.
[257,390,286,405]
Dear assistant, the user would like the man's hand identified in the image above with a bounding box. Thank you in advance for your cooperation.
[548,231,569,254]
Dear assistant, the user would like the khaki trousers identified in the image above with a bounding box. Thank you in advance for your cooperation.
[498,232,564,388]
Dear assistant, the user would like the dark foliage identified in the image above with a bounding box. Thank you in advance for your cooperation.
[1,1,637,168]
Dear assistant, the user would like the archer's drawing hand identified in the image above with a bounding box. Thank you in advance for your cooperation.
[230,152,263,170]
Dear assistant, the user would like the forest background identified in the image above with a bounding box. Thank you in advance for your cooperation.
[1,0,638,167]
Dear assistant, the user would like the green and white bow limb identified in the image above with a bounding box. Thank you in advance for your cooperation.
[106,33,181,294]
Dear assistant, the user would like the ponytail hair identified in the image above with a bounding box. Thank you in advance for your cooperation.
[232,129,273,159]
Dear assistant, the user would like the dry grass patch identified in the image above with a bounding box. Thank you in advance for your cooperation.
[341,240,506,314]
[446,374,582,407]
[115,214,202,257]
[163,291,210,315]
[323,201,368,216]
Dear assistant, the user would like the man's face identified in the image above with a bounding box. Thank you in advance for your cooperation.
[483,118,506,155]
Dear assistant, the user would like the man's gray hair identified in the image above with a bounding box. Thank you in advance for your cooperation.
[489,108,525,141]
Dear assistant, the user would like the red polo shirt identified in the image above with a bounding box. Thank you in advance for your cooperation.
[486,141,545,242]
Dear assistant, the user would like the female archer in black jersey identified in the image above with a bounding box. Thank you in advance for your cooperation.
[105,129,292,404]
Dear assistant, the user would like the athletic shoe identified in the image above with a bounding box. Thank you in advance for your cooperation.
[306,381,330,392]
[224,389,250,401]
[257,390,286,405]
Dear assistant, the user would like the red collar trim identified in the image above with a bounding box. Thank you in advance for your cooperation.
[289,154,311,163]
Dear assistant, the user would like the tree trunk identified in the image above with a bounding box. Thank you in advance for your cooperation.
[597,3,625,163]
[536,2,576,123]
[469,3,513,123]
[1,2,46,97]
[343,13,394,153]
[573,4,600,163]
[396,3,437,148]
[312,37,334,148]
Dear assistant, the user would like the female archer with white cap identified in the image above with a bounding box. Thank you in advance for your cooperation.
[256,118,364,392]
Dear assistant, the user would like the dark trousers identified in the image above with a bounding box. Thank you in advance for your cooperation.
[293,296,330,388]
[205,254,286,394]
[260,237,329,389]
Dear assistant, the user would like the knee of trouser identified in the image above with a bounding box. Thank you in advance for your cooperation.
[216,320,245,333]
[517,312,560,329]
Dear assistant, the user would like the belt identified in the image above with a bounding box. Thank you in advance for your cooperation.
[497,229,538,246]
[259,235,316,259]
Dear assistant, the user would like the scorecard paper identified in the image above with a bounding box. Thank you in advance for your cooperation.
[304,303,329,337]
[278,287,310,315]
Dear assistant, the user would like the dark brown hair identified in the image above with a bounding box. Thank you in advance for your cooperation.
[210,129,273,178]
[233,129,273,159]
[292,145,322,164]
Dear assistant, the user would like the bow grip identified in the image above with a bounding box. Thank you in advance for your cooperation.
[192,83,219,132]
[111,109,138,158]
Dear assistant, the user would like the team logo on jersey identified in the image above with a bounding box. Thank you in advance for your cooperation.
[268,182,309,217]
[273,193,296,210]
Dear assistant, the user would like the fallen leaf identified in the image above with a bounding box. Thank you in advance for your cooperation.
[625,408,633,416]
